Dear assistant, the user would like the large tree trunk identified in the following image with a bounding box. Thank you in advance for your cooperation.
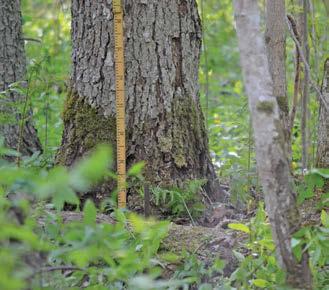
[265,0,290,145]
[233,1,312,289]
[57,0,222,206]
[316,59,329,168]
[0,0,42,157]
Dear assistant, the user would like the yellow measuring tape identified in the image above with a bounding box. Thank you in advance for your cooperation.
[113,0,126,208]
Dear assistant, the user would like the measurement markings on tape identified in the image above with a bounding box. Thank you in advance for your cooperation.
[113,0,126,209]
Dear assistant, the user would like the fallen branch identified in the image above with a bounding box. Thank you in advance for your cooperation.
[33,266,85,276]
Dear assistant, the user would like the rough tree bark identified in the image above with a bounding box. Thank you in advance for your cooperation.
[0,0,42,157]
[233,1,312,289]
[57,0,221,205]
[265,0,290,144]
[316,59,329,168]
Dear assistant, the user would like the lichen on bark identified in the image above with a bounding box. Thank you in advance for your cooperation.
[256,100,275,114]
[0,0,42,157]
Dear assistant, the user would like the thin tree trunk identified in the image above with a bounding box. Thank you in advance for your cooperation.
[287,15,302,138]
[316,59,329,168]
[265,0,290,149]
[297,0,311,170]
[323,0,329,15]
[57,0,222,206]
[233,1,312,289]
[0,0,42,157]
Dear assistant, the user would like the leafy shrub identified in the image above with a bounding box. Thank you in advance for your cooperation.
[0,143,183,289]
[223,170,329,290]
[226,204,285,289]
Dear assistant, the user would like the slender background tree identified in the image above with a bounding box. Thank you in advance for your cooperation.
[297,0,311,170]
[265,0,289,146]
[323,0,329,14]
[316,59,329,168]
[0,0,42,157]
[233,0,312,288]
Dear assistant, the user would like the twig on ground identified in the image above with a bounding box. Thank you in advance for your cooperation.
[33,265,85,276]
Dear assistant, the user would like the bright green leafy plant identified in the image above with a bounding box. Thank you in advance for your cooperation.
[0,143,180,290]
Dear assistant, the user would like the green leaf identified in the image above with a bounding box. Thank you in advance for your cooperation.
[212,258,226,272]
[83,200,97,225]
[292,244,303,262]
[52,187,79,210]
[293,228,307,238]
[309,168,329,179]
[70,145,112,191]
[128,161,145,176]
[297,185,314,205]
[258,239,275,250]
[232,250,245,262]
[321,210,329,227]
[252,279,269,288]
[198,284,213,290]
[228,223,250,233]
[160,252,181,263]
[115,208,127,223]
[305,173,324,188]
[291,238,301,248]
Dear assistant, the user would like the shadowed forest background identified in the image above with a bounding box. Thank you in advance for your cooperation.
[0,0,329,289]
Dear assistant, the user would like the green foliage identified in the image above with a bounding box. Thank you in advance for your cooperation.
[291,221,329,289]
[293,170,329,289]
[172,251,225,290]
[41,211,170,289]
[0,144,179,289]
[197,0,258,210]
[3,1,328,289]
[297,168,329,206]
[225,203,285,290]
[224,170,329,290]
[22,0,71,161]
[152,179,206,222]
[0,143,112,210]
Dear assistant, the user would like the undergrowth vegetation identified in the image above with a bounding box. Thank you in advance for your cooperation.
[1,143,328,288]
[0,0,327,289]
[152,179,206,222]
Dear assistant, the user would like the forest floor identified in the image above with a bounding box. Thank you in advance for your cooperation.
[43,206,247,283]
[36,183,254,284]
[35,182,323,286]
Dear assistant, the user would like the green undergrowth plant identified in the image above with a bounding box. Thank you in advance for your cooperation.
[0,142,190,290]
[172,251,226,290]
[293,169,329,289]
[225,203,285,289]
[222,169,329,290]
[151,179,206,223]
[296,168,329,207]
[22,0,71,161]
